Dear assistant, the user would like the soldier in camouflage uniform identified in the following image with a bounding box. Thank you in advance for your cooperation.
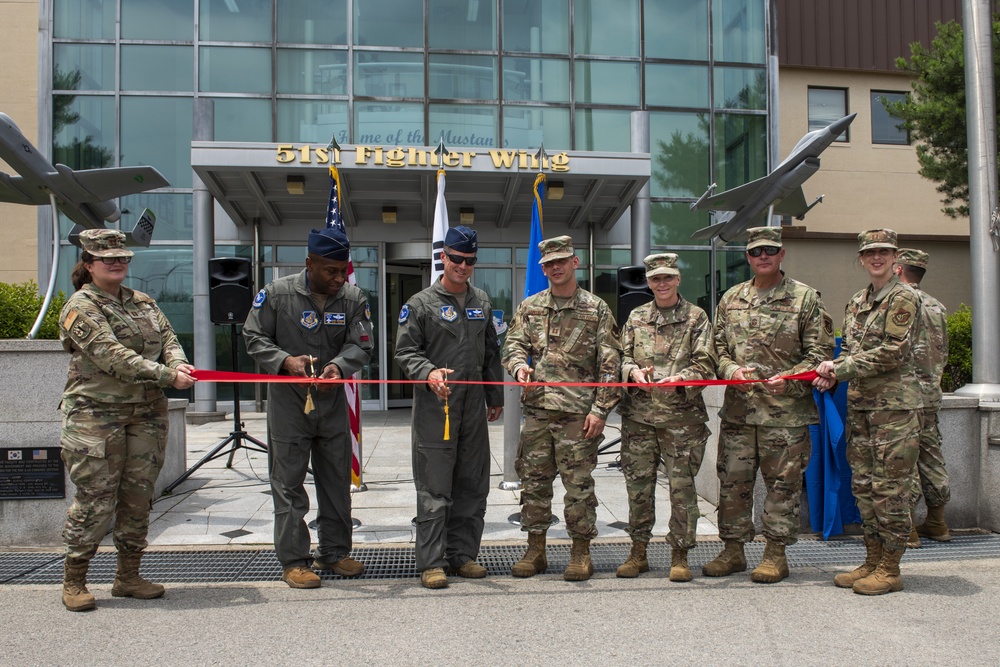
[394,226,504,590]
[58,229,196,611]
[706,226,834,584]
[616,253,716,582]
[243,226,373,590]
[816,229,922,596]
[502,235,621,582]
[894,249,951,546]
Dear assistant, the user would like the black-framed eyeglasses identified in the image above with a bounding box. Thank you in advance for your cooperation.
[747,246,781,258]
[97,256,133,265]
[444,252,477,266]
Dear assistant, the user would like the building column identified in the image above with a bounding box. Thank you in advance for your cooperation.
[192,99,218,413]
[630,110,651,265]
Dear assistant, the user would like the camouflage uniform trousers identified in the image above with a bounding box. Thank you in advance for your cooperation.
[620,417,708,549]
[515,407,601,540]
[846,408,920,549]
[60,395,169,560]
[716,422,810,546]
[915,408,951,508]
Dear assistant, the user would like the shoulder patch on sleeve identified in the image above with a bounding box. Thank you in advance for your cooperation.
[885,297,917,340]
[62,309,79,330]
[398,304,410,324]
[823,313,834,335]
[252,289,267,309]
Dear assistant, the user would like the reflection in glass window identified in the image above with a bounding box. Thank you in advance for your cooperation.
[54,45,114,91]
[714,112,768,194]
[120,193,193,242]
[121,96,194,189]
[430,55,497,100]
[277,0,348,44]
[200,47,272,94]
[472,267,512,342]
[210,98,272,142]
[503,0,568,53]
[651,202,712,247]
[354,52,424,98]
[54,0,113,39]
[714,67,766,110]
[277,100,348,144]
[668,248,751,312]
[125,246,193,304]
[428,0,496,50]
[350,246,379,264]
[808,87,848,141]
[277,49,348,95]
[650,112,710,198]
[575,109,631,151]
[352,265,380,400]
[276,245,307,263]
[574,61,640,105]
[503,58,570,103]
[646,64,709,108]
[355,0,422,47]
[645,0,708,60]
[199,0,272,42]
[871,91,909,145]
[122,0,194,40]
[475,248,511,264]
[503,106,570,151]
[355,102,425,145]
[573,0,640,56]
[122,46,194,92]
[713,0,766,64]
[430,105,499,149]
[53,95,114,170]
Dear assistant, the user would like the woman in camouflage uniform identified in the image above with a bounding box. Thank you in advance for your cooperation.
[58,229,196,611]
[815,228,921,596]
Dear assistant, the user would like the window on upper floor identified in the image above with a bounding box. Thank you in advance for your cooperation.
[808,87,848,142]
[871,91,909,145]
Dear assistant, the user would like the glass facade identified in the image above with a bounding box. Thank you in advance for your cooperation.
[48,0,771,405]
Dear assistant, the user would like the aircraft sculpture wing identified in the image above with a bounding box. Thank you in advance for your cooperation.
[0,173,37,205]
[693,175,770,212]
[771,187,808,217]
[69,166,170,202]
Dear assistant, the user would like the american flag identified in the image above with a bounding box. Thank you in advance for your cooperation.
[326,164,363,489]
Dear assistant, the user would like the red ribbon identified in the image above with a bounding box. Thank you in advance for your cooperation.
[191,369,819,388]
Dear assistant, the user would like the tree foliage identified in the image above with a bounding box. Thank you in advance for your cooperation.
[887,19,1000,219]
[0,281,66,339]
[942,303,973,393]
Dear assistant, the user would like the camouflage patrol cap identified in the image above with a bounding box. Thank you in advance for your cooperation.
[79,228,134,258]
[858,228,898,252]
[897,248,929,269]
[538,235,575,264]
[745,226,783,250]
[643,252,680,277]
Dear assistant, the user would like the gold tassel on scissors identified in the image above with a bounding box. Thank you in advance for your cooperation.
[443,399,450,441]
[303,356,316,414]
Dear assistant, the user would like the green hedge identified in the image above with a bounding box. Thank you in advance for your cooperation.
[0,281,67,339]
[942,304,972,393]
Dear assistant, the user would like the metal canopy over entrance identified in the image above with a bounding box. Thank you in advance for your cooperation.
[191,142,650,234]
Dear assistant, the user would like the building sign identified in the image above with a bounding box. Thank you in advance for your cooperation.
[0,447,65,500]
[276,145,571,172]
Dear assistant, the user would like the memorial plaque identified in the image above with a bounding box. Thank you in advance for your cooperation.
[0,447,65,499]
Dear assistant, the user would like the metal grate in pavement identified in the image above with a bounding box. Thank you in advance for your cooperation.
[2,534,997,585]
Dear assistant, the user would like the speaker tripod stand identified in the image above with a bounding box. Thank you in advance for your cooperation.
[164,323,267,494]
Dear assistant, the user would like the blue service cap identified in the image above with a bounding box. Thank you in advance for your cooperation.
[444,225,478,253]
[308,227,350,260]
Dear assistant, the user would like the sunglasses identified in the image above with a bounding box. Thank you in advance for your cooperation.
[747,246,781,257]
[96,256,133,265]
[444,252,477,266]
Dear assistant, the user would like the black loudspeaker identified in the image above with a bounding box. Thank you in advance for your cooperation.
[616,265,654,327]
[209,257,253,324]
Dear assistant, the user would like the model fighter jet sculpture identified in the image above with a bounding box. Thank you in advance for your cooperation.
[690,113,857,244]
[0,112,168,245]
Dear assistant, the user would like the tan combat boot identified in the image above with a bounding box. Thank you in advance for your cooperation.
[62,557,96,612]
[615,540,649,578]
[112,551,165,599]
[853,546,905,595]
[420,567,448,589]
[834,536,883,588]
[564,538,594,581]
[916,505,952,542]
[511,532,547,578]
[750,540,789,583]
[702,539,746,577]
[907,510,922,549]
[669,547,692,582]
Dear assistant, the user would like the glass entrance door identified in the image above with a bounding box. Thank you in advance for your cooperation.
[386,265,427,407]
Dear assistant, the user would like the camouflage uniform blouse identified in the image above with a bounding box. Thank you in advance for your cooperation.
[502,287,621,419]
[909,286,948,410]
[59,282,188,403]
[833,275,921,410]
[714,275,834,427]
[618,297,716,426]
